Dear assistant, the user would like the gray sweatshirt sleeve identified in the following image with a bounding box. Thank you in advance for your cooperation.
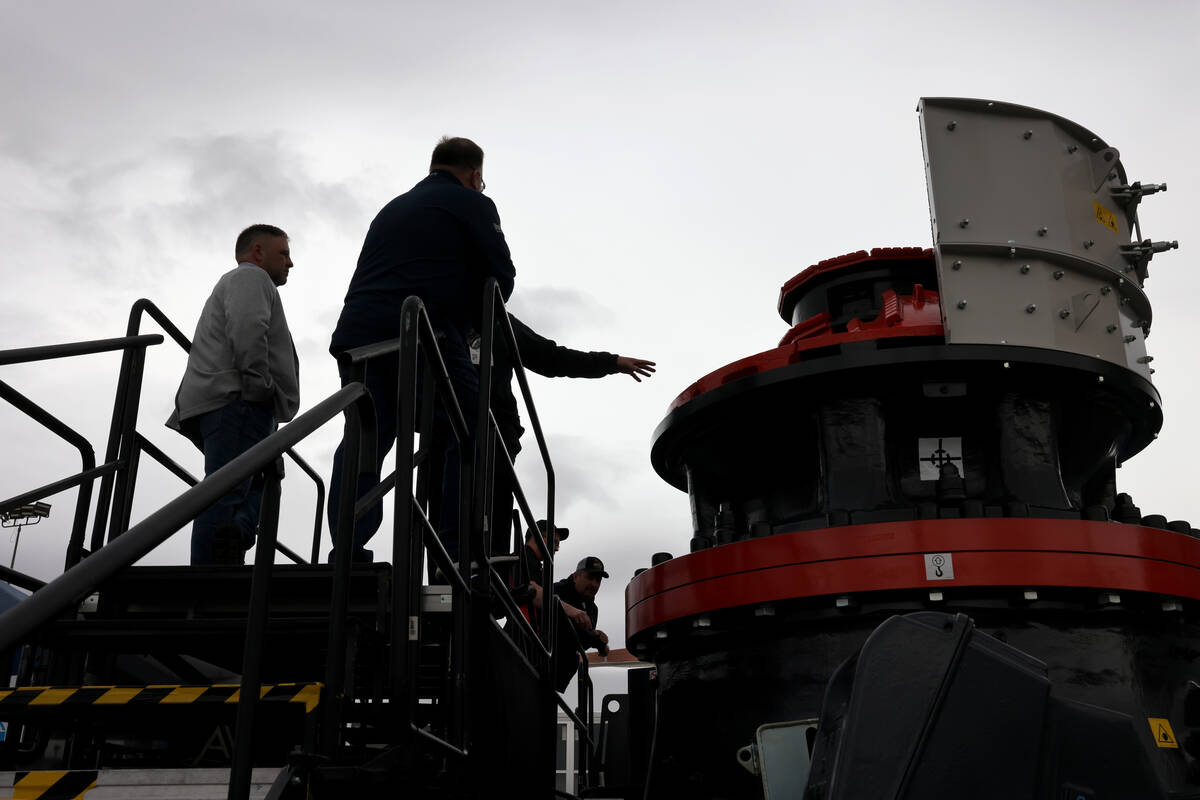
[224,268,278,404]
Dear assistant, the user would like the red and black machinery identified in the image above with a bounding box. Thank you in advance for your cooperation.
[625,98,1191,798]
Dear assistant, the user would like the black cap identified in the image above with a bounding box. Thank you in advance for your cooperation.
[576,556,608,578]
[529,519,568,541]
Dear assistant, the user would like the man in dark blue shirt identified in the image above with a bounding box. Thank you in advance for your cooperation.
[328,137,516,561]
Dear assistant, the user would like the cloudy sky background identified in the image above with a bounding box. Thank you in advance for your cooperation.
[2,1,1198,652]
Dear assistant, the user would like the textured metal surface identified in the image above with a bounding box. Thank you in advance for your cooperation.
[919,97,1160,378]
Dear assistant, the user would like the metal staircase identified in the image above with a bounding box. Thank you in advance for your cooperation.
[0,283,598,799]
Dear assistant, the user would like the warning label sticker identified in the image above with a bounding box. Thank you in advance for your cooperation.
[1147,717,1178,749]
[1093,201,1119,234]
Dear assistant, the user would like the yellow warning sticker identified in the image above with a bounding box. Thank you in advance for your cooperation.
[1148,717,1178,748]
[1093,201,1119,234]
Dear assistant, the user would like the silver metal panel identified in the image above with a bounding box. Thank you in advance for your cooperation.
[421,584,453,613]
[918,97,1158,380]
[757,719,816,800]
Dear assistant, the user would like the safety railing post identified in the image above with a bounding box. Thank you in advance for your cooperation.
[229,459,283,800]
[391,300,431,731]
[108,344,149,540]
[322,393,370,758]
[90,354,133,553]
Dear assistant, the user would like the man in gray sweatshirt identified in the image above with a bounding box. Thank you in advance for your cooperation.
[167,224,300,564]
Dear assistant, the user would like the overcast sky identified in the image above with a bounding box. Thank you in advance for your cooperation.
[2,0,1198,650]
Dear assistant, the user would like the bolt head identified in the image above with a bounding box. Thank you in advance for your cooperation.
[1026,304,1038,313]
[1023,129,1033,139]
[959,218,970,228]
[1038,227,1048,236]
[952,259,962,270]
[1053,270,1065,280]
[1020,264,1031,274]
[1059,309,1070,319]
[956,300,967,309]
[946,121,957,131]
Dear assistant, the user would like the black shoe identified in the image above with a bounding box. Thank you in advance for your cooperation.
[327,548,374,564]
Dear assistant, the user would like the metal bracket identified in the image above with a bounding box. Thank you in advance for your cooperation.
[736,742,761,776]
[1088,146,1121,192]
[1120,238,1179,284]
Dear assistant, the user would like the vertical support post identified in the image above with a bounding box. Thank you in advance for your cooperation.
[391,300,422,716]
[229,461,282,800]
[321,398,366,758]
[108,346,148,541]
[90,344,136,553]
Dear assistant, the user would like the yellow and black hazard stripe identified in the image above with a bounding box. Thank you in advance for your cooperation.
[0,682,321,714]
[8,769,97,799]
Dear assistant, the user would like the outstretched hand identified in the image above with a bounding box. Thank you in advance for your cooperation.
[616,356,656,382]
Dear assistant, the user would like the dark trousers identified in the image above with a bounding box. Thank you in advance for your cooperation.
[489,429,523,558]
[327,325,478,562]
[190,398,275,564]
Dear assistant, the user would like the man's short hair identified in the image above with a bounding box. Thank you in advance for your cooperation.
[430,137,484,172]
[235,224,288,261]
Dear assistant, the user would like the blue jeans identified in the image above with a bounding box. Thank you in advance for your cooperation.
[190,398,275,564]
[328,324,478,562]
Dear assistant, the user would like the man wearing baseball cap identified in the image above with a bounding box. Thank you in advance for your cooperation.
[514,520,568,617]
[553,556,610,658]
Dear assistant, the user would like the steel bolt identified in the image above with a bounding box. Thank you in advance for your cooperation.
[1106,324,1118,333]
[1100,285,1111,295]
[957,300,967,309]
[952,259,962,270]
[1097,376,1105,383]
[1121,297,1130,305]
[1020,264,1031,274]
[1083,239,1094,249]
[1059,309,1070,319]
[1003,362,1010,368]
[1150,401,1156,408]
[1026,304,1037,313]
[1053,270,1064,280]
[1123,335,1136,343]
[1009,247,1017,257]
[1038,226,1048,236]
[1023,129,1033,140]
[1067,144,1078,154]
[946,121,957,131]
[959,218,970,228]
[1137,356,1155,364]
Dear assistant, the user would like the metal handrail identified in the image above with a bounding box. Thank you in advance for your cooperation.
[0,334,164,366]
[91,299,326,556]
[0,383,368,651]
[0,383,373,800]
[0,335,164,569]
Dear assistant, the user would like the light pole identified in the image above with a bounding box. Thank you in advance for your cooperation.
[1,502,51,570]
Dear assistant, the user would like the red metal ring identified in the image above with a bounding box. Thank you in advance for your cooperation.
[625,518,1200,637]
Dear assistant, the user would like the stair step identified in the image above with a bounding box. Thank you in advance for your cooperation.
[88,564,392,620]
[0,767,282,799]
